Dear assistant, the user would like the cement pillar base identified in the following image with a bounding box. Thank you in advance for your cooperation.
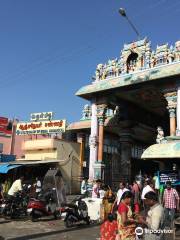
[93,162,105,180]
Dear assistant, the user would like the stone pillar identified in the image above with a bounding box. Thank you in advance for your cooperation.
[94,104,107,180]
[164,92,177,136]
[119,130,133,181]
[77,133,85,177]
[98,117,105,162]
[169,108,176,136]
[89,101,98,180]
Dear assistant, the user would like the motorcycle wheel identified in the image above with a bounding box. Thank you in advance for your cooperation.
[54,210,61,220]
[64,217,74,228]
[85,216,90,225]
[10,207,19,219]
[31,211,39,222]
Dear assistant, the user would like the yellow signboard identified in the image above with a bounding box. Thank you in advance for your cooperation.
[16,120,66,135]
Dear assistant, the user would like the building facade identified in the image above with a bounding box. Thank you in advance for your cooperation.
[74,38,180,185]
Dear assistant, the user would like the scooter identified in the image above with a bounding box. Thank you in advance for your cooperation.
[64,196,90,228]
[27,190,61,221]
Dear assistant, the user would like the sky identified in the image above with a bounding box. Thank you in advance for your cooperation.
[0,0,179,123]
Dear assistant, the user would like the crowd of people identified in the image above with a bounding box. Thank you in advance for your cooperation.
[0,176,42,200]
[81,175,180,240]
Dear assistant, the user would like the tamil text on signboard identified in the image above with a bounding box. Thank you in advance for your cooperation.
[30,112,53,121]
[16,120,66,135]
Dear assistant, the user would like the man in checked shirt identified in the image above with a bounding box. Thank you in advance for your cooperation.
[163,181,179,228]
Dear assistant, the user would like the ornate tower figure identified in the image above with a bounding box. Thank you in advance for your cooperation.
[175,41,180,61]
[155,44,169,66]
[168,45,175,63]
[81,104,91,120]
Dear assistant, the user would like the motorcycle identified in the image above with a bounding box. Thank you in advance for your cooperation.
[27,189,61,221]
[1,185,31,219]
[64,196,90,228]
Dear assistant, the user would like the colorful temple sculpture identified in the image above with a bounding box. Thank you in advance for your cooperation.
[68,38,180,187]
[93,38,180,81]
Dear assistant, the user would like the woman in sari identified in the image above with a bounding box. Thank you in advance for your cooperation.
[117,191,140,240]
[102,185,116,220]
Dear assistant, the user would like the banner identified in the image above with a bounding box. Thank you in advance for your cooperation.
[159,170,180,185]
[16,119,66,135]
[0,117,12,135]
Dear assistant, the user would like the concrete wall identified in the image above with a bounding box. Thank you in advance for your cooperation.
[56,141,81,194]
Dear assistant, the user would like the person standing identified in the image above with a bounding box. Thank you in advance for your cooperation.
[153,173,160,193]
[132,180,140,214]
[35,177,42,198]
[163,181,179,228]
[81,177,88,195]
[102,185,116,220]
[140,191,165,240]
[116,182,129,206]
[8,176,24,199]
[100,213,118,240]
[141,181,154,213]
[117,191,141,240]
[141,181,154,200]
[92,179,101,198]
[0,182,4,200]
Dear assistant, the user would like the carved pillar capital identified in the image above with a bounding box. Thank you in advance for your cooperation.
[164,91,177,136]
[169,108,176,118]
[98,116,105,126]
[164,91,177,109]
[97,104,107,116]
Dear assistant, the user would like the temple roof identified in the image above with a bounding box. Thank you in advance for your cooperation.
[76,61,180,99]
[76,39,180,100]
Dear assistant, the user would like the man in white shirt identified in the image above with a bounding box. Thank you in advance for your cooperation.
[116,182,129,205]
[8,176,24,198]
[141,181,154,200]
[142,191,165,240]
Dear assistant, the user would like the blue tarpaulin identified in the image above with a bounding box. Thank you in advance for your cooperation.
[0,164,22,174]
[0,154,16,162]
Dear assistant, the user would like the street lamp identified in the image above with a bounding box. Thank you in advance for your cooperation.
[119,8,141,40]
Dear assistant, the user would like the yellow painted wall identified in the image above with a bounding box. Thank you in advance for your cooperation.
[22,139,81,194]
[25,149,57,160]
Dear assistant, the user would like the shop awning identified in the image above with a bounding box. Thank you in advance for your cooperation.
[0,164,22,174]
[141,142,180,159]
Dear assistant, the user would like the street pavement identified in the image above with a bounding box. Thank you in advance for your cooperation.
[0,217,180,240]
[0,217,100,240]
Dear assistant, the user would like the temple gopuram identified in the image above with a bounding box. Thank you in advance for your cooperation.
[68,38,180,186]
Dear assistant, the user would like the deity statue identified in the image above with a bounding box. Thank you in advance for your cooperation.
[175,41,180,61]
[156,126,165,144]
[106,59,113,77]
[119,55,126,73]
[115,59,121,76]
[102,63,107,80]
[168,45,175,63]
[150,51,156,68]
[95,63,104,80]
